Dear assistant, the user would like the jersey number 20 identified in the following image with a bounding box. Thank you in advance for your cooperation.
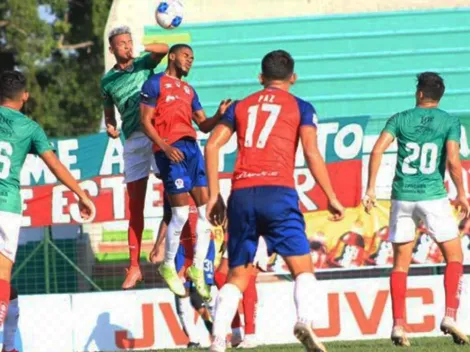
[245,104,281,149]
[402,142,438,175]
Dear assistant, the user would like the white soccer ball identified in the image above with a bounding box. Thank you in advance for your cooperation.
[155,0,184,29]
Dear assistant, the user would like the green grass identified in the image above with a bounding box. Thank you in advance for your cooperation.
[95,252,149,263]
[105,337,470,352]
[102,229,154,242]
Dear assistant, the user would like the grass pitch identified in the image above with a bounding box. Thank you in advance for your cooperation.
[106,336,470,352]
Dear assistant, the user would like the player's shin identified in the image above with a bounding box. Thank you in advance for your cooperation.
[243,274,258,335]
[193,205,212,269]
[390,271,407,327]
[177,296,200,344]
[212,283,242,341]
[444,261,463,320]
[294,273,317,325]
[163,206,190,267]
[3,298,19,350]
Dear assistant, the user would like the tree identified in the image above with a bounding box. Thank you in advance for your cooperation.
[0,0,113,137]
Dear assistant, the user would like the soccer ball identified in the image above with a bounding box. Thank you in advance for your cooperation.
[155,0,184,29]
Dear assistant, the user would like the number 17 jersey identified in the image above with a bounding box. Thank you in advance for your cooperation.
[383,107,461,201]
[221,87,317,190]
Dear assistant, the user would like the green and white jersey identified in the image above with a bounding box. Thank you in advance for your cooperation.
[0,107,54,214]
[383,107,461,201]
[100,53,158,139]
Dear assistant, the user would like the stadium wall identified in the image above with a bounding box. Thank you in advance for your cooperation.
[5,275,470,351]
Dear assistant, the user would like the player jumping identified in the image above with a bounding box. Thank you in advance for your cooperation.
[363,72,470,346]
[149,192,216,347]
[205,50,345,352]
[140,43,232,300]
[101,25,169,289]
[0,71,95,330]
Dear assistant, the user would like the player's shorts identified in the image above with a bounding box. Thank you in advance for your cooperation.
[154,138,207,195]
[0,211,22,263]
[123,131,159,184]
[389,198,459,243]
[176,239,216,288]
[227,186,309,268]
[222,236,269,271]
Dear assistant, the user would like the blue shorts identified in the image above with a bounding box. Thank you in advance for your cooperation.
[227,186,310,268]
[155,138,207,195]
[175,240,216,288]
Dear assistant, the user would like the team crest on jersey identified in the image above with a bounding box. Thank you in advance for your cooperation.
[184,86,190,95]
[175,178,184,189]
[164,83,172,89]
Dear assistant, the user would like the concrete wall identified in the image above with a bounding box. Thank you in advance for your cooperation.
[103,0,470,71]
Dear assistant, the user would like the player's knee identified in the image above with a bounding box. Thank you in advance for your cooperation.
[196,205,211,232]
[189,286,205,310]
[170,205,190,228]
[9,286,18,300]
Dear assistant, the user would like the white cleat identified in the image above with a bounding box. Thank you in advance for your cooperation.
[440,317,469,345]
[209,336,226,352]
[293,322,327,352]
[391,325,410,347]
[237,334,258,349]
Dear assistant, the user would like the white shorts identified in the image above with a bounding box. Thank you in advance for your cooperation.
[123,132,159,184]
[0,211,22,262]
[389,198,459,244]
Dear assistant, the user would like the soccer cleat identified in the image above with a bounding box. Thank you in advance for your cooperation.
[122,266,143,290]
[440,317,469,345]
[230,328,244,348]
[187,265,211,300]
[158,263,186,297]
[391,325,411,347]
[237,334,258,349]
[187,341,201,349]
[209,336,227,352]
[293,322,327,352]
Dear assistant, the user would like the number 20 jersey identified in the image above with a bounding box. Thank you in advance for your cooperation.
[221,87,318,190]
[383,107,461,201]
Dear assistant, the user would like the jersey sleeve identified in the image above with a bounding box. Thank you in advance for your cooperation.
[30,125,54,156]
[220,101,238,131]
[140,76,160,107]
[191,88,203,112]
[136,52,158,70]
[101,80,114,108]
[295,98,318,127]
[447,115,461,143]
[382,113,399,138]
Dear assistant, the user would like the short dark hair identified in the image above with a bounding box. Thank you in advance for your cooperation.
[261,50,294,81]
[169,43,192,55]
[416,72,445,101]
[0,70,27,103]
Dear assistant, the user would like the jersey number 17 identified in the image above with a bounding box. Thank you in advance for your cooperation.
[244,104,281,149]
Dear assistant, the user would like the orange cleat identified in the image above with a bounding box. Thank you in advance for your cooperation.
[122,266,143,290]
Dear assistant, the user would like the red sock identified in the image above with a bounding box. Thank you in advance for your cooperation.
[390,271,407,327]
[444,261,463,320]
[214,270,227,290]
[0,279,10,327]
[127,180,147,267]
[243,275,258,335]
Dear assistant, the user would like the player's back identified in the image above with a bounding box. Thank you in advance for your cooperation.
[385,107,460,201]
[0,107,52,214]
[229,87,315,190]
